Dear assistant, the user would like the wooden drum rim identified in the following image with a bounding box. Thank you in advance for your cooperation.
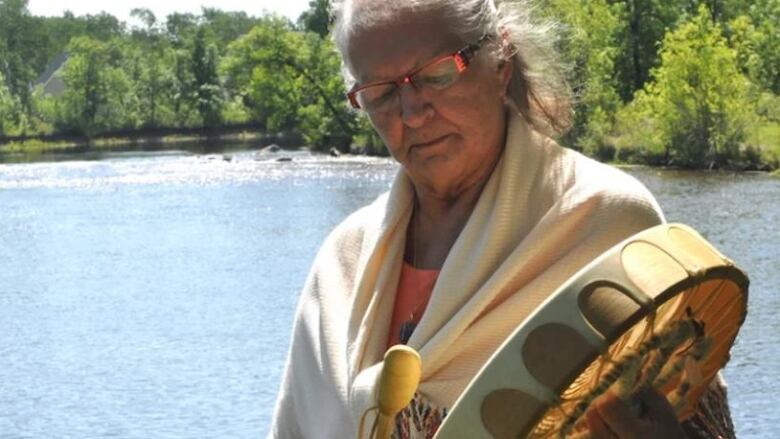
[434,223,749,439]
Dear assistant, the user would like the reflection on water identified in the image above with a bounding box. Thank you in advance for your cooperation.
[0,150,393,190]
[0,152,776,438]
[640,168,780,438]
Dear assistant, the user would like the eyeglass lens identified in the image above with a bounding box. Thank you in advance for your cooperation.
[356,56,461,112]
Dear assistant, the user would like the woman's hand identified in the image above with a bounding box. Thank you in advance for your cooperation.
[585,387,687,439]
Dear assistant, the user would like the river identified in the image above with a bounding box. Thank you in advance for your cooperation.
[0,149,777,438]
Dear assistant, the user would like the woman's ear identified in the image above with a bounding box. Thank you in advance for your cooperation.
[495,55,513,100]
[496,30,514,95]
[499,57,513,92]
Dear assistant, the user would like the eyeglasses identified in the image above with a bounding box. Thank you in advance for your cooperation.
[347,35,489,114]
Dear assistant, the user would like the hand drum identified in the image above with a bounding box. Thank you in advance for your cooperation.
[434,224,748,438]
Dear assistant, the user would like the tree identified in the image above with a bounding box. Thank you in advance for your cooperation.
[609,0,688,101]
[126,8,177,128]
[81,12,124,41]
[200,8,261,50]
[39,11,125,66]
[0,0,47,129]
[53,36,133,136]
[130,7,156,31]
[168,48,197,125]
[165,12,198,48]
[191,28,223,127]
[542,0,624,158]
[298,0,331,37]
[617,5,755,167]
[726,0,780,94]
[222,18,303,131]
[221,17,356,150]
[295,33,356,149]
[0,70,20,136]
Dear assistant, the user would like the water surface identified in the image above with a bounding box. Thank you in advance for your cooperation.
[0,151,776,437]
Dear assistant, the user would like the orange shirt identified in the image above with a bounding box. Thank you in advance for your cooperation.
[386,261,440,348]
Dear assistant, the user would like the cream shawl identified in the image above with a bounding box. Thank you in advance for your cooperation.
[268,113,665,438]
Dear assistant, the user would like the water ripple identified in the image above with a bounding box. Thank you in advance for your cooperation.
[0,155,776,438]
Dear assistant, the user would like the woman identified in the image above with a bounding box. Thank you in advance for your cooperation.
[269,0,734,437]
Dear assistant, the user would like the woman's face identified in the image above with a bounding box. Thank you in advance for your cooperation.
[346,8,511,200]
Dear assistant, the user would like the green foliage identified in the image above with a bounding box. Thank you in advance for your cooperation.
[221,96,251,124]
[614,89,668,164]
[755,92,780,122]
[543,0,623,158]
[221,17,303,130]
[130,8,157,30]
[123,11,178,128]
[170,48,199,125]
[298,0,332,37]
[616,5,756,168]
[200,8,262,50]
[295,34,356,150]
[726,1,780,94]
[608,0,756,100]
[49,37,133,136]
[0,0,775,167]
[0,70,22,136]
[222,17,355,150]
[191,28,223,127]
[165,12,198,48]
[0,0,45,118]
[351,114,387,156]
[610,0,687,100]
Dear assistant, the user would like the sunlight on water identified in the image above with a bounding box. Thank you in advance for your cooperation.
[0,152,776,438]
[0,151,397,189]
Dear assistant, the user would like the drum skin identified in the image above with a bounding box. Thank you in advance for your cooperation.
[433,223,749,439]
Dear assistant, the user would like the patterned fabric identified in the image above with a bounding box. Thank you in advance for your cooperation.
[392,393,447,439]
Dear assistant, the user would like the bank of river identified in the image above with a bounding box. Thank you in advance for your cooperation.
[0,150,777,437]
[2,132,777,171]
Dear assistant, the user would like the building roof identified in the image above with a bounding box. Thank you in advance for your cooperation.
[35,52,69,96]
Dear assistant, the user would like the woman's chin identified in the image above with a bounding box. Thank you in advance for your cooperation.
[408,138,458,169]
[409,166,473,199]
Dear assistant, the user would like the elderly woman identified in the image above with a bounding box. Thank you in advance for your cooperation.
[269,0,735,437]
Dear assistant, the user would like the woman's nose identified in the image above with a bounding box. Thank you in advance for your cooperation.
[399,83,434,128]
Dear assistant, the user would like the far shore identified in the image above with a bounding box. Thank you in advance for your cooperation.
[1,130,778,173]
[0,126,306,163]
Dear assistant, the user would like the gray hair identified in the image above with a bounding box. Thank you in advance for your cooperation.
[331,0,572,136]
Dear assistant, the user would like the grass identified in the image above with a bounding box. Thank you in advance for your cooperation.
[1,130,268,158]
[607,120,780,171]
[1,139,79,154]
[748,121,780,167]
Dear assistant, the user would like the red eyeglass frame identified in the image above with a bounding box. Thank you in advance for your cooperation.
[346,36,488,109]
